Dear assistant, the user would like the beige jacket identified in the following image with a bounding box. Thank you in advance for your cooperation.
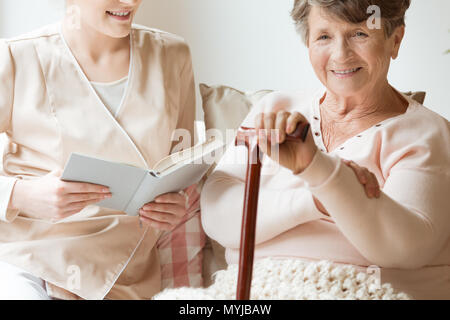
[0,23,196,300]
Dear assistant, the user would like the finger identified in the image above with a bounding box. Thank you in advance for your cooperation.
[286,112,307,134]
[65,198,105,212]
[61,181,110,195]
[141,203,185,217]
[140,210,182,225]
[254,113,265,130]
[351,165,378,198]
[154,192,185,205]
[184,185,200,208]
[257,128,271,157]
[184,184,198,197]
[346,161,368,184]
[366,171,381,198]
[263,112,276,142]
[187,197,201,213]
[186,192,200,210]
[140,215,173,231]
[275,111,290,143]
[63,192,112,205]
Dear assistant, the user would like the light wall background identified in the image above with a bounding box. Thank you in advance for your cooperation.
[0,0,449,122]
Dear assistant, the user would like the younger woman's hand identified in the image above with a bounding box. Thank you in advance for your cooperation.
[139,183,200,231]
[10,169,112,222]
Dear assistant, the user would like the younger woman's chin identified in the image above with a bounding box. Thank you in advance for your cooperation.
[102,28,132,39]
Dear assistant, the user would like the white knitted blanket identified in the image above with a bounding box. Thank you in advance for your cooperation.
[153,258,411,300]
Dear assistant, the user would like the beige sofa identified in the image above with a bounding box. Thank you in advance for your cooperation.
[199,84,426,286]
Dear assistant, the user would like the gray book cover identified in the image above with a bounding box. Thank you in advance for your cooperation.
[61,139,223,216]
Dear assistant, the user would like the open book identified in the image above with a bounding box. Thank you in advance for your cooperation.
[61,137,224,216]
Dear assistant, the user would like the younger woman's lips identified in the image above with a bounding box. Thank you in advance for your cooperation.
[106,11,132,21]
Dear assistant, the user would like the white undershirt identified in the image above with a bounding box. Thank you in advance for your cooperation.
[91,76,128,118]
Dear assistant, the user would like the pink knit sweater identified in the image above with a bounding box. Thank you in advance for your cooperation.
[201,89,450,300]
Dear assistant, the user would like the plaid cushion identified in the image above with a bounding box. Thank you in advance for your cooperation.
[156,184,206,289]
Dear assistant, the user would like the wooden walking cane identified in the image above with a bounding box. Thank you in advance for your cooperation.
[234,122,310,300]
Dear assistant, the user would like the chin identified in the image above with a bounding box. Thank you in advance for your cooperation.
[327,84,366,97]
[103,26,132,39]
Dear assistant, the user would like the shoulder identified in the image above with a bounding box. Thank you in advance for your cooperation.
[1,23,60,59]
[132,24,191,57]
[2,23,60,45]
[383,97,449,143]
[381,97,450,171]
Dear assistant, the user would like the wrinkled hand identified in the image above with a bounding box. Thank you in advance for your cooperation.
[139,183,200,231]
[343,160,381,198]
[314,160,381,217]
[10,169,112,222]
[254,110,317,174]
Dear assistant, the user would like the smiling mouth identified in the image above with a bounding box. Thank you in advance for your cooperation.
[331,67,362,76]
[106,10,132,19]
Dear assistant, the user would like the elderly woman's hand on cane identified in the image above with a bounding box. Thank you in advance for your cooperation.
[254,111,381,217]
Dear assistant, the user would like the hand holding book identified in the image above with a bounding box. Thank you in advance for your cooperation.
[61,136,223,218]
[139,183,200,231]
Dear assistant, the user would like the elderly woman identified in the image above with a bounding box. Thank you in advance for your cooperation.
[199,0,450,299]
[0,0,205,299]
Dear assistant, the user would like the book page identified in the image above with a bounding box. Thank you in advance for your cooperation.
[125,160,215,216]
[153,137,224,176]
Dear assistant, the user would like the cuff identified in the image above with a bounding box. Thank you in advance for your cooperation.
[0,177,20,223]
[295,150,341,188]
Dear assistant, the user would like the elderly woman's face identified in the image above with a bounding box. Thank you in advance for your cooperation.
[307,6,403,97]
[67,0,142,37]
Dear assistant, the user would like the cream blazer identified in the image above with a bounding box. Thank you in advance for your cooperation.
[0,23,196,300]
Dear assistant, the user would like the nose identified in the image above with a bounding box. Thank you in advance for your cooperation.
[331,37,354,64]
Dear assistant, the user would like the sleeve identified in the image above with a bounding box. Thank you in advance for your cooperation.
[0,39,20,223]
[170,42,196,153]
[296,131,450,269]
[200,96,327,249]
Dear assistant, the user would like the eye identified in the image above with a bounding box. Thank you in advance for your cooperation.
[317,34,330,41]
[354,31,368,38]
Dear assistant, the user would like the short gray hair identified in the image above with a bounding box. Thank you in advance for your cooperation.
[291,0,411,44]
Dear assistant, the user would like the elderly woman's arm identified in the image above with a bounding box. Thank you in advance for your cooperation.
[297,143,450,269]
[201,143,326,249]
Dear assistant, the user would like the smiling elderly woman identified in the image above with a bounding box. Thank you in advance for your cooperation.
[197,0,450,300]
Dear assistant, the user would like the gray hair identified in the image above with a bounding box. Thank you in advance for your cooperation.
[291,0,411,44]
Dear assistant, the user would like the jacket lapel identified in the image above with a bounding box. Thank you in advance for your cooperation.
[34,24,149,170]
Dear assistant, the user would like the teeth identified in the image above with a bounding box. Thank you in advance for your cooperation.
[334,68,360,74]
[108,11,130,17]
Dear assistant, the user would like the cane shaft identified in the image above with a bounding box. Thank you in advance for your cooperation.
[235,122,310,300]
[236,143,262,300]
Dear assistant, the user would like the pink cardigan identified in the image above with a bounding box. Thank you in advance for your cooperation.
[201,89,450,300]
